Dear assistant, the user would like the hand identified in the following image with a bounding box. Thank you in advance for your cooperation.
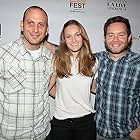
[130,124,140,140]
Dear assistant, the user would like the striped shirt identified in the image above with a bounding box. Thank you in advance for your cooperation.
[95,51,140,138]
[0,38,53,140]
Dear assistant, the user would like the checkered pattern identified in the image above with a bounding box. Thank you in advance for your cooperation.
[95,51,140,138]
[0,38,53,140]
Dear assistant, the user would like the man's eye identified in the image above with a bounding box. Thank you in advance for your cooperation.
[39,23,45,27]
[119,34,125,36]
[107,34,113,37]
[27,21,33,25]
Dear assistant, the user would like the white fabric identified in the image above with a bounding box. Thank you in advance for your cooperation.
[26,47,41,60]
[54,57,98,119]
[0,38,53,140]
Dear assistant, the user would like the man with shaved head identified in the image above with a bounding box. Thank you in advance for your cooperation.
[0,6,53,140]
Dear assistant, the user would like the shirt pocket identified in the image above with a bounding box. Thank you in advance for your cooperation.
[7,66,26,91]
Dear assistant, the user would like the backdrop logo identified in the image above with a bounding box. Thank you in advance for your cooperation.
[133,35,140,41]
[106,0,127,11]
[0,24,1,39]
[69,0,86,13]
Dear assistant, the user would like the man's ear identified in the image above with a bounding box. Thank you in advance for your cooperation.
[46,27,49,34]
[104,36,106,44]
[20,20,23,32]
[128,34,132,42]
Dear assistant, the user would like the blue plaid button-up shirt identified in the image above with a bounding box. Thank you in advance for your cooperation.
[95,51,140,138]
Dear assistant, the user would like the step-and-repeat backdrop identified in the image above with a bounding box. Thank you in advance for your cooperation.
[0,0,140,53]
[0,0,140,115]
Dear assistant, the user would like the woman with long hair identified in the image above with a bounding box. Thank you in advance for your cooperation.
[49,19,98,140]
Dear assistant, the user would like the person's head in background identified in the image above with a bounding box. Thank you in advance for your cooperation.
[20,6,48,50]
[104,16,132,61]
[54,19,96,78]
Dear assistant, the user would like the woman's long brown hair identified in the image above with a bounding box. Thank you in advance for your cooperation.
[54,19,96,78]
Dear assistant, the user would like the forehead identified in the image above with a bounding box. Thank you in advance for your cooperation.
[107,22,127,32]
[64,24,80,34]
[24,8,48,22]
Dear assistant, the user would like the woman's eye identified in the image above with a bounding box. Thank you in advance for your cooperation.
[65,35,71,39]
[76,33,81,36]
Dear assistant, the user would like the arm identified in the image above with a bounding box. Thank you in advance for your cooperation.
[91,79,96,95]
[129,124,140,140]
[48,74,57,98]
[44,41,56,54]
[91,57,98,95]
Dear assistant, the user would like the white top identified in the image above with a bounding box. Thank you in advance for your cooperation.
[54,57,98,119]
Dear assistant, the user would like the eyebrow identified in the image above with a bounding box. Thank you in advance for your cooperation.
[65,32,81,35]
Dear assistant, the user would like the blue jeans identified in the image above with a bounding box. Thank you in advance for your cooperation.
[97,134,134,140]
[51,113,96,140]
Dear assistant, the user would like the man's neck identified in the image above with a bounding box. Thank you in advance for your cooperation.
[109,50,128,61]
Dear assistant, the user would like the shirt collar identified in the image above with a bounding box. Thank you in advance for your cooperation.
[106,50,131,62]
[18,37,52,60]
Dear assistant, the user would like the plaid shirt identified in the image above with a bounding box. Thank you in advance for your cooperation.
[95,51,140,138]
[0,38,53,140]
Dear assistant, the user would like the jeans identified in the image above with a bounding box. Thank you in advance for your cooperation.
[97,134,134,140]
[51,113,96,140]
